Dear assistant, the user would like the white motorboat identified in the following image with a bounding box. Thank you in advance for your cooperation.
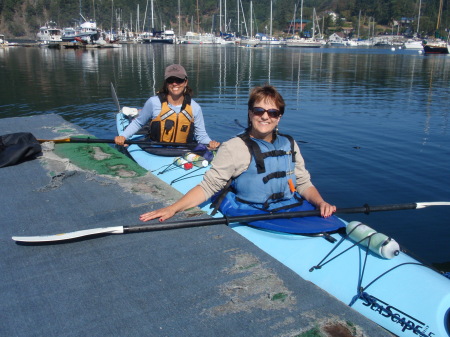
[403,39,424,49]
[180,32,215,44]
[36,22,62,45]
[286,37,322,48]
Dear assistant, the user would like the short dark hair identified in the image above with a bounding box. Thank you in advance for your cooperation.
[248,85,285,115]
[246,85,285,131]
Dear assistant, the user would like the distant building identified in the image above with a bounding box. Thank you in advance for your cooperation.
[285,19,311,33]
[400,17,415,25]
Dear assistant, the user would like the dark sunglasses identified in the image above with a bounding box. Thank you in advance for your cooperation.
[166,77,186,84]
[251,107,281,118]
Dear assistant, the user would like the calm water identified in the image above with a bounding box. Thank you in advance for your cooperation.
[1,44,449,266]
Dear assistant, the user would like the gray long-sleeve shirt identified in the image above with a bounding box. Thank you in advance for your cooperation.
[120,95,213,144]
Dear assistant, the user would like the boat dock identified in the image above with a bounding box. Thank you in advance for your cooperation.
[0,114,392,336]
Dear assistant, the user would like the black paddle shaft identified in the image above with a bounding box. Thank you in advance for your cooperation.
[123,203,419,233]
[47,137,198,148]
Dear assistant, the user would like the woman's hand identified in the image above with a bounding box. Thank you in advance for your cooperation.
[208,140,220,150]
[114,136,127,146]
[139,186,206,222]
[140,206,177,222]
[317,201,336,218]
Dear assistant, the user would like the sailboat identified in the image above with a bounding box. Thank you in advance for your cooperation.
[141,0,176,44]
[256,1,285,46]
[403,0,424,49]
[179,0,216,45]
[286,3,322,48]
[240,1,260,46]
[423,0,449,54]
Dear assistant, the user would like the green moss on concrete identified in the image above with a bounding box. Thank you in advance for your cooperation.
[54,138,147,178]
[56,128,77,134]
[298,327,323,337]
[271,292,288,302]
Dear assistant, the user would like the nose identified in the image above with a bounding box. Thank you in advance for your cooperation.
[260,111,270,119]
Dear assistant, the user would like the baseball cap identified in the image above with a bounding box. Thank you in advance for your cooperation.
[164,64,188,80]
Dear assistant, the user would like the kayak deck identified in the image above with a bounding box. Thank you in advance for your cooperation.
[117,111,450,337]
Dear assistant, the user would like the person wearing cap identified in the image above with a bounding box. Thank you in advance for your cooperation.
[138,85,337,224]
[115,64,220,149]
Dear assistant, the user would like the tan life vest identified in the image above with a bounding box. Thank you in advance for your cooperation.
[149,94,195,143]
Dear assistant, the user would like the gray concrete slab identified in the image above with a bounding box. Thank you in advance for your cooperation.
[0,114,392,336]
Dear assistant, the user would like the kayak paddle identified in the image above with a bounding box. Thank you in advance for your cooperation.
[12,202,450,243]
[37,137,199,148]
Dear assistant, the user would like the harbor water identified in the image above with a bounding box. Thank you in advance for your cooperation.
[0,44,449,267]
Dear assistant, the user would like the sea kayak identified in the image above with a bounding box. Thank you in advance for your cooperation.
[116,111,450,337]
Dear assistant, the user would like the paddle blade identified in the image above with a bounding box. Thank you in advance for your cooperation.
[12,226,124,243]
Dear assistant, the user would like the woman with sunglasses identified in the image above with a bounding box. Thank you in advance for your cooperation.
[139,85,336,224]
[115,64,220,150]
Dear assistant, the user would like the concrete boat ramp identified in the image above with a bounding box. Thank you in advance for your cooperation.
[0,114,392,336]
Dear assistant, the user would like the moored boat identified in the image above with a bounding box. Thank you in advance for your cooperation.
[114,107,450,337]
[424,0,449,54]
[239,36,260,46]
[180,32,215,44]
[36,21,62,46]
[62,18,100,43]
[0,34,9,46]
[423,40,449,54]
[403,39,424,50]
[286,37,322,48]
[142,29,176,44]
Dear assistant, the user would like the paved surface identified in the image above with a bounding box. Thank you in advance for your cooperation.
[0,114,392,336]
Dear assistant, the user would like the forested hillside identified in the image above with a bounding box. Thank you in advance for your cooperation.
[0,0,448,39]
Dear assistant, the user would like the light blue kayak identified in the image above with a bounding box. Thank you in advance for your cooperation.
[116,111,450,337]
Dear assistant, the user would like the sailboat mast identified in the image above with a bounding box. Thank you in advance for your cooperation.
[111,0,113,37]
[220,0,222,33]
[270,0,272,38]
[292,4,296,36]
[357,10,361,39]
[151,0,154,31]
[178,0,181,36]
[312,8,315,39]
[239,0,248,36]
[142,0,148,32]
[224,0,227,32]
[237,0,240,35]
[416,0,421,35]
[250,1,253,37]
[196,0,200,33]
[300,0,303,32]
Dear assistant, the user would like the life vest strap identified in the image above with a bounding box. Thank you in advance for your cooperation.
[238,132,296,173]
[262,171,287,184]
[210,178,234,215]
[160,109,176,120]
[238,133,265,173]
[181,109,194,122]
[262,149,290,158]
[278,132,296,163]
